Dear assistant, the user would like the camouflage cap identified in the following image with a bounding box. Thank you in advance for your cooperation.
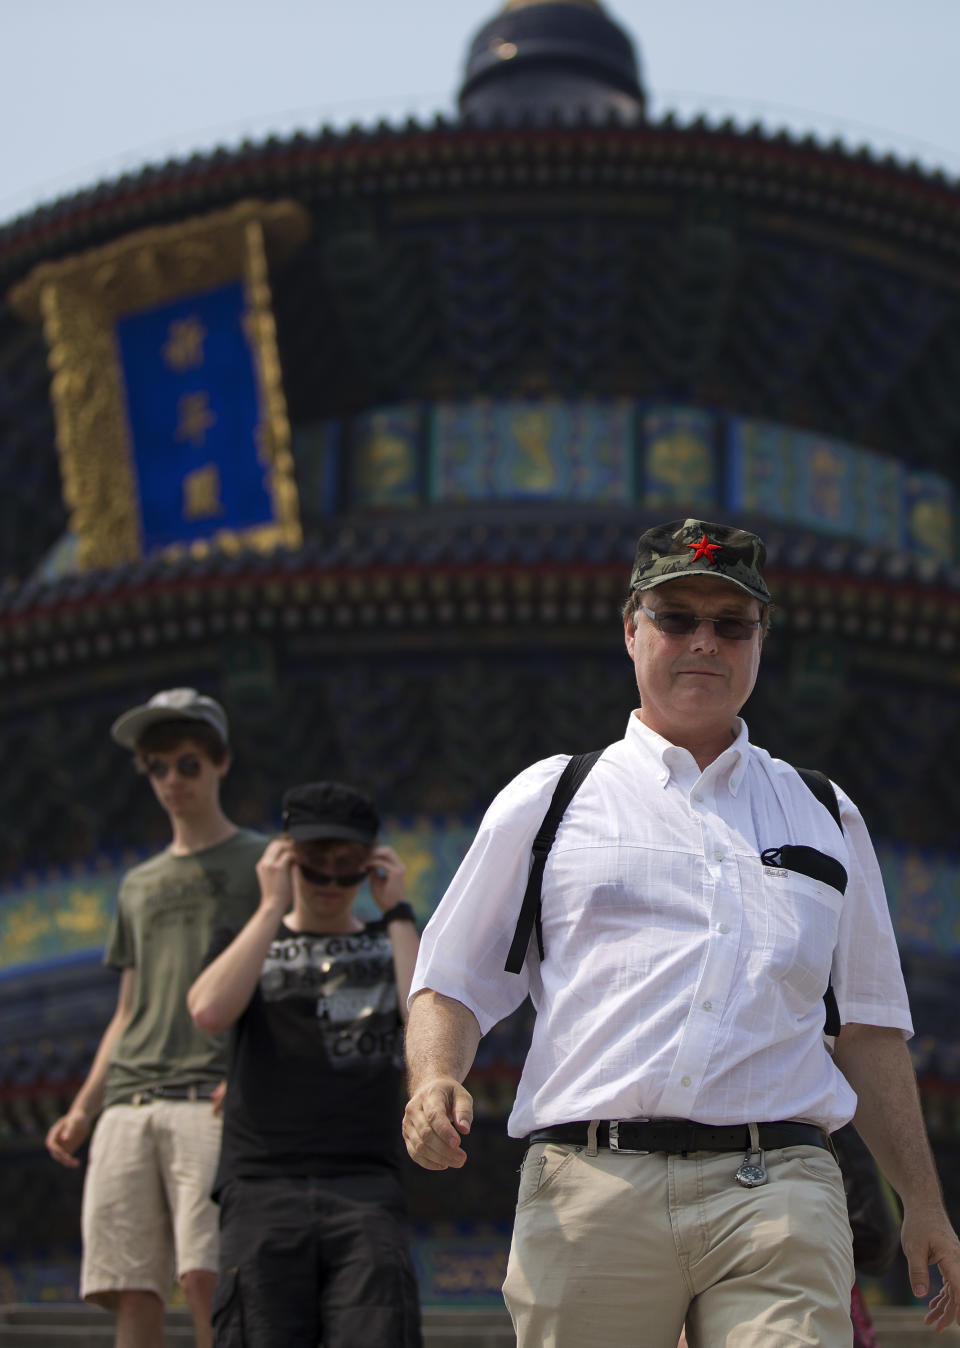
[629,518,771,603]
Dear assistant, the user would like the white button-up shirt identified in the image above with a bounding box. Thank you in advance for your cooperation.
[410,714,913,1136]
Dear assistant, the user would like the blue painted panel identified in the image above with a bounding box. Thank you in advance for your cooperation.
[115,283,273,553]
[431,400,633,502]
[642,407,717,508]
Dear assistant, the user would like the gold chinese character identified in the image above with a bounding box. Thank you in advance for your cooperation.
[183,464,226,520]
[810,445,845,520]
[648,431,712,493]
[909,497,952,559]
[511,409,555,489]
[175,392,217,448]
[163,317,207,371]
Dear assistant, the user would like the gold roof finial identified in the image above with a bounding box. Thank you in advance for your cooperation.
[501,0,605,10]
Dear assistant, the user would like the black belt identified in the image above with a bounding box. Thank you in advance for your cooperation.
[122,1084,219,1106]
[527,1120,829,1155]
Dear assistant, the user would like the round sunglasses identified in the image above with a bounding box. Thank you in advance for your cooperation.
[144,753,204,780]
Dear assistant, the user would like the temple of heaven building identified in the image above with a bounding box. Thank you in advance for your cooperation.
[0,0,957,1307]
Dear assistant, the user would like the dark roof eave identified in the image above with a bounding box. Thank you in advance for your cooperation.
[2,112,960,286]
[0,519,956,627]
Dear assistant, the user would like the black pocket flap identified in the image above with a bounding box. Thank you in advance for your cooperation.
[774,843,847,894]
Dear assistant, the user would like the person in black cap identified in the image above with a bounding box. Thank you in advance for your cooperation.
[188,781,422,1348]
[403,519,960,1345]
[45,687,266,1348]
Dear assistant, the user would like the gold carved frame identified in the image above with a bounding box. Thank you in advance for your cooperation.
[8,199,309,571]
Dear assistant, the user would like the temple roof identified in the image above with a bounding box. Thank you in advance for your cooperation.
[4,113,960,584]
[0,0,957,283]
[1,10,960,607]
[2,111,959,290]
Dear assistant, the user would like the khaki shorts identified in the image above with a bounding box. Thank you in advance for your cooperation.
[80,1099,222,1308]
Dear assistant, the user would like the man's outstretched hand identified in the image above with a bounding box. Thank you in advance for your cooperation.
[402,1076,473,1171]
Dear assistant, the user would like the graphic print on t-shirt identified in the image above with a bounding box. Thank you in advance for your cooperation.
[137,869,230,941]
[259,928,401,1070]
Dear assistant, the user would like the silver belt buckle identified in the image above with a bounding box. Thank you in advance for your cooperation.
[608,1120,651,1155]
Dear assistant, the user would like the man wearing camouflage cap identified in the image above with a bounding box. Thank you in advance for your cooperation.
[403,519,960,1345]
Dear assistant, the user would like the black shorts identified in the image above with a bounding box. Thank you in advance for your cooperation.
[212,1173,422,1348]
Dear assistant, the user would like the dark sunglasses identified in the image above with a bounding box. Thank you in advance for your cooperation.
[297,862,369,889]
[144,754,203,780]
[638,604,761,642]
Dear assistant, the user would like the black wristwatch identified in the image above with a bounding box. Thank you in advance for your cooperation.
[379,901,416,927]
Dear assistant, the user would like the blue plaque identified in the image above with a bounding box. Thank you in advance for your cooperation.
[116,283,273,553]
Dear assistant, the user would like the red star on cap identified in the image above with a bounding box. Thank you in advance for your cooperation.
[687,534,722,564]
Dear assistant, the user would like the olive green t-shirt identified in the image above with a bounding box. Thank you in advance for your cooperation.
[102,828,266,1109]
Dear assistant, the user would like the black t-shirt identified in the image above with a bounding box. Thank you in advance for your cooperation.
[207,918,405,1195]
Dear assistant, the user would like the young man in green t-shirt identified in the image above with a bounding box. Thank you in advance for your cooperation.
[45,688,265,1348]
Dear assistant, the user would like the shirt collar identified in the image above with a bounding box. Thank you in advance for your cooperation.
[623,712,750,793]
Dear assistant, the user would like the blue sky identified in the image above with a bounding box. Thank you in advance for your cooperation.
[2,0,958,224]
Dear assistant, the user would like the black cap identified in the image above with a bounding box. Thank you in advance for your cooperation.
[281,782,380,845]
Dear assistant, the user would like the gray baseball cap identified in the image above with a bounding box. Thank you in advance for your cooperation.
[629,518,771,603]
[110,687,229,750]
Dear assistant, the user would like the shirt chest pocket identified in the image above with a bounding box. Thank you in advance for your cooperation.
[760,866,844,1007]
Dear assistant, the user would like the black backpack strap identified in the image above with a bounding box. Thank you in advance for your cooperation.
[796,767,842,831]
[505,750,604,974]
[796,766,843,1036]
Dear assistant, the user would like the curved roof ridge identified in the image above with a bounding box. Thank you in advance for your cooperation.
[2,108,960,280]
[4,512,958,614]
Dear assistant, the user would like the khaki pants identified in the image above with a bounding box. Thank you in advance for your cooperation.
[503,1141,854,1348]
[81,1100,222,1307]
